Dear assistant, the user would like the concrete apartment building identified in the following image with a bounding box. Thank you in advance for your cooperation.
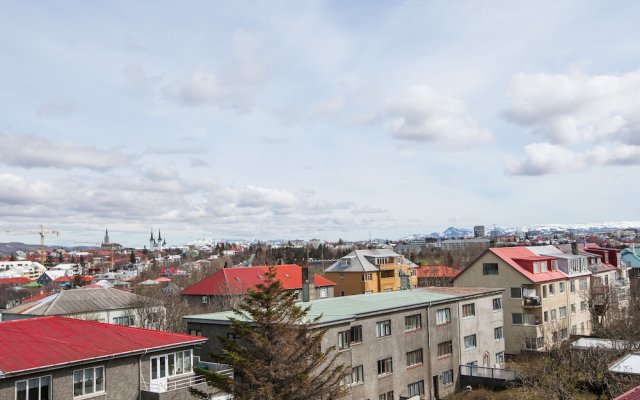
[324,249,419,296]
[0,261,46,280]
[185,287,505,400]
[0,316,229,400]
[454,244,629,355]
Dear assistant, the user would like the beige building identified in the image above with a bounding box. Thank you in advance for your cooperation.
[454,246,594,354]
[324,249,419,296]
[185,287,506,400]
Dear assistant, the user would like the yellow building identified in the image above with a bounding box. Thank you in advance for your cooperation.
[454,246,596,354]
[324,249,418,296]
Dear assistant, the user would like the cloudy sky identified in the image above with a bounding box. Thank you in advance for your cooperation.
[1,1,639,247]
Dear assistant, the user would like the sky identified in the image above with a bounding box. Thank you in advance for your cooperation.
[1,1,640,248]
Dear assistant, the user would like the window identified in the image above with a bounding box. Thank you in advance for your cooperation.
[560,328,568,340]
[495,352,505,365]
[559,282,565,293]
[533,261,540,273]
[408,380,425,396]
[510,287,522,298]
[512,313,524,325]
[338,330,350,350]
[525,336,544,350]
[350,325,363,344]
[319,287,328,298]
[571,325,577,335]
[437,341,453,357]
[559,306,567,319]
[552,331,558,343]
[15,375,51,400]
[406,349,423,367]
[201,296,208,304]
[405,314,422,331]
[579,279,588,291]
[113,315,134,326]
[73,366,104,397]
[436,308,451,325]
[493,298,502,311]
[377,357,393,375]
[362,273,372,281]
[549,283,555,295]
[550,309,557,321]
[544,311,548,323]
[189,329,202,336]
[571,303,576,314]
[379,391,394,400]
[151,350,192,380]
[542,285,548,298]
[494,326,504,340]
[570,280,576,292]
[376,320,391,337]
[464,334,477,350]
[351,365,364,384]
[483,263,498,275]
[442,369,454,385]
[380,270,394,279]
[580,301,587,312]
[462,303,476,318]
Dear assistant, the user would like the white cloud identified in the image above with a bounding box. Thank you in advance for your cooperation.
[0,132,129,170]
[388,85,492,146]
[505,143,584,176]
[586,144,640,166]
[505,71,640,145]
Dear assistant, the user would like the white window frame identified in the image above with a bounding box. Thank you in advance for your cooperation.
[436,308,451,325]
[492,298,502,311]
[408,380,425,396]
[376,320,391,337]
[404,314,422,331]
[464,334,477,350]
[15,375,52,400]
[377,357,393,376]
[319,287,329,298]
[73,366,105,398]
[494,326,504,340]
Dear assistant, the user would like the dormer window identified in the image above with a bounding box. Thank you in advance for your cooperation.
[341,258,351,267]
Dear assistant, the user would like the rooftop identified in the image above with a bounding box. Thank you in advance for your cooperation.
[184,286,501,326]
[0,317,205,377]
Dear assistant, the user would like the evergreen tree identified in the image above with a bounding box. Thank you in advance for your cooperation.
[191,266,347,400]
[130,250,136,264]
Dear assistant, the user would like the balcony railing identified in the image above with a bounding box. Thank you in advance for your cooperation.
[523,296,542,307]
[459,365,517,380]
[141,363,233,394]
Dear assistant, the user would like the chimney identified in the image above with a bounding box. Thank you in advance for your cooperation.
[301,266,310,302]
[571,242,579,255]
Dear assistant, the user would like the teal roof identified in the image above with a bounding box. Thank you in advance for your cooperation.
[622,248,640,268]
[184,287,500,326]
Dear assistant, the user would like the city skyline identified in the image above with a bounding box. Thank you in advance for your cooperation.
[1,1,640,246]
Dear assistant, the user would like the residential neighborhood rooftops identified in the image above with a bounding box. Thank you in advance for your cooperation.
[2,287,160,316]
[0,316,206,377]
[416,265,460,278]
[184,286,502,326]
[487,247,567,283]
[181,264,335,296]
[325,249,418,273]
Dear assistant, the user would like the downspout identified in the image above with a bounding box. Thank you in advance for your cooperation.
[139,348,148,398]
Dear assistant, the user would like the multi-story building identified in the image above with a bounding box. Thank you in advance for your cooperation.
[474,226,485,238]
[0,316,230,400]
[324,249,419,296]
[0,261,46,280]
[430,239,491,252]
[454,246,593,354]
[185,287,505,400]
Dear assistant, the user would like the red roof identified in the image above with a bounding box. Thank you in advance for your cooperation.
[0,277,33,285]
[489,247,566,283]
[53,275,93,283]
[21,292,54,303]
[615,386,640,400]
[417,265,460,278]
[0,317,206,376]
[181,264,335,296]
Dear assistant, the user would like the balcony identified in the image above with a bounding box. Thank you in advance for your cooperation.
[523,296,542,308]
[141,362,233,400]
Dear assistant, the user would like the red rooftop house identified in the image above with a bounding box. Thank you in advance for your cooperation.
[416,265,460,287]
[180,264,336,309]
[0,317,231,400]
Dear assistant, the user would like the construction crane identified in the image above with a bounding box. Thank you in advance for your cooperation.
[2,225,61,264]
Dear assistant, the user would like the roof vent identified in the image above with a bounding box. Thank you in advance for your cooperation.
[234,277,240,281]
[257,274,264,279]
[284,273,290,278]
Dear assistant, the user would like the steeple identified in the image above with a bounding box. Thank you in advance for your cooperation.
[150,229,155,241]
[157,229,162,242]
[103,229,110,245]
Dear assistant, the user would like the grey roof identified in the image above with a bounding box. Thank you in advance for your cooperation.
[324,249,418,273]
[2,288,161,316]
[184,286,501,327]
[610,353,640,375]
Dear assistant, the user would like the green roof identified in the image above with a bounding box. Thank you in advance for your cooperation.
[184,287,500,326]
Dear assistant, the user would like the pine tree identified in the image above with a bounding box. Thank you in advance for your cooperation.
[191,266,347,400]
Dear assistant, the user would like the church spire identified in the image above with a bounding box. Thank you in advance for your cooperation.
[157,229,162,242]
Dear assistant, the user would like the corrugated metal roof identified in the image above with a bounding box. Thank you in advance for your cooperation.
[0,317,206,376]
[2,287,161,316]
[185,287,502,326]
[181,264,335,296]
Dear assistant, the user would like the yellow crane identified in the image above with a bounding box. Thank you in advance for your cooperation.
[2,225,61,264]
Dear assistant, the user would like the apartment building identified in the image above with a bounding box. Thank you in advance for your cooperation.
[454,246,594,354]
[185,287,505,400]
[0,316,229,400]
[0,261,46,280]
[324,249,419,296]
